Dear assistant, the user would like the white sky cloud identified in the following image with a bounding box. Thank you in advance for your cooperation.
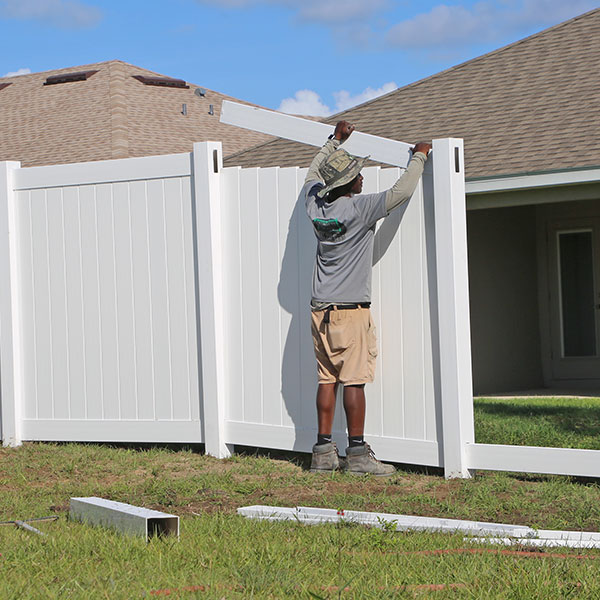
[2,68,32,77]
[333,82,397,112]
[386,0,598,47]
[294,0,387,23]
[0,0,102,29]
[278,90,331,117]
[278,82,397,116]
[503,0,599,29]
[194,0,386,24]
[195,1,597,50]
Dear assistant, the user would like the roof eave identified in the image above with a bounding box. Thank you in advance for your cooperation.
[466,165,600,195]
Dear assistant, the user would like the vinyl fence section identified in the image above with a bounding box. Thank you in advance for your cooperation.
[0,154,203,444]
[0,140,472,477]
[217,162,440,465]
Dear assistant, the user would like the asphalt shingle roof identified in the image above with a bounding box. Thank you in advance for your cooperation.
[0,60,274,168]
[225,8,600,179]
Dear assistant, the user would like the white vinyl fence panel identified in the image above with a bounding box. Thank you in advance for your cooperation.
[7,157,203,443]
[217,162,441,465]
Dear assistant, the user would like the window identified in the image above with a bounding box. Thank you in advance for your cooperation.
[558,229,597,357]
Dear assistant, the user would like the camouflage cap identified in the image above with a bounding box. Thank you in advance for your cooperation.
[317,148,369,198]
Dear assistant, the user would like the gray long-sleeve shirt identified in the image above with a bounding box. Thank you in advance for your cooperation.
[302,139,428,304]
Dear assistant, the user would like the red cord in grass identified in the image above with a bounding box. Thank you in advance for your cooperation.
[150,585,208,596]
[150,584,244,596]
[395,548,598,560]
[321,583,467,592]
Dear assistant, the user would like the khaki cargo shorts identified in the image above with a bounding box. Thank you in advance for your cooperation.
[311,306,378,385]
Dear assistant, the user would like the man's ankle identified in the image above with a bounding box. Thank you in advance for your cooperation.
[316,434,332,446]
[348,435,365,447]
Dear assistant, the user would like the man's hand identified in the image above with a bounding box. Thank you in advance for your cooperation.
[334,120,355,142]
[411,142,432,156]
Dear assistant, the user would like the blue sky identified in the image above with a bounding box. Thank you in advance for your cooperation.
[0,0,597,115]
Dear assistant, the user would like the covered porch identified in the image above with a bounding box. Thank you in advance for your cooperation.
[466,168,600,395]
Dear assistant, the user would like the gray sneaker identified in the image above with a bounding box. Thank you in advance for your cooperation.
[345,443,395,476]
[310,442,342,473]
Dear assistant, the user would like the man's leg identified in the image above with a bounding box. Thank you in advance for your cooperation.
[317,382,338,437]
[343,384,365,439]
[343,383,395,476]
[310,382,341,472]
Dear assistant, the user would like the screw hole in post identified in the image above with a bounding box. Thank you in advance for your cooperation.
[454,147,460,173]
[213,150,219,173]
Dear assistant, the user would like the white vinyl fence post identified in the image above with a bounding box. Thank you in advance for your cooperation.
[431,139,474,478]
[192,142,233,458]
[0,161,22,447]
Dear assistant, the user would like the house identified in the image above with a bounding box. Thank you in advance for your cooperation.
[0,60,274,168]
[224,8,600,395]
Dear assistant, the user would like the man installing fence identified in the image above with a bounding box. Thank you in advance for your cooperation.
[302,120,431,475]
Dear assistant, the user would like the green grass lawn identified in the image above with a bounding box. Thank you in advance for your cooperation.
[475,395,600,449]
[2,396,600,599]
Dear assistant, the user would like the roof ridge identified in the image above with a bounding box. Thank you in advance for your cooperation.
[0,59,126,80]
[0,57,268,109]
[107,61,129,160]
[326,7,600,118]
[0,59,193,82]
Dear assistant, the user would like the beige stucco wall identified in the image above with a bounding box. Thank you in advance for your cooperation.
[467,205,544,394]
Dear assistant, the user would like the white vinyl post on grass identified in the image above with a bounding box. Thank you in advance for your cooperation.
[70,497,179,540]
[192,142,233,458]
[0,161,22,447]
[431,139,475,478]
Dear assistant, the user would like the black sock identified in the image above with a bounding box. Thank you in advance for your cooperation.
[348,435,365,447]
[316,434,332,446]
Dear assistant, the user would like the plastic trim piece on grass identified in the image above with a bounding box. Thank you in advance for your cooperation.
[468,537,600,549]
[238,505,600,549]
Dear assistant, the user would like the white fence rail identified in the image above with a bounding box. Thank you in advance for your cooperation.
[3,139,599,479]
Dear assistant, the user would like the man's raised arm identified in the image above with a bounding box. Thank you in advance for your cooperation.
[384,142,432,213]
[304,121,355,184]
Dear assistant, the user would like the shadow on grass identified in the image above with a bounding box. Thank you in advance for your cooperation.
[35,441,443,477]
[43,440,207,454]
[507,471,600,486]
[233,445,445,476]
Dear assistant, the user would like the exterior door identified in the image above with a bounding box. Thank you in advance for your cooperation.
[548,218,600,380]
